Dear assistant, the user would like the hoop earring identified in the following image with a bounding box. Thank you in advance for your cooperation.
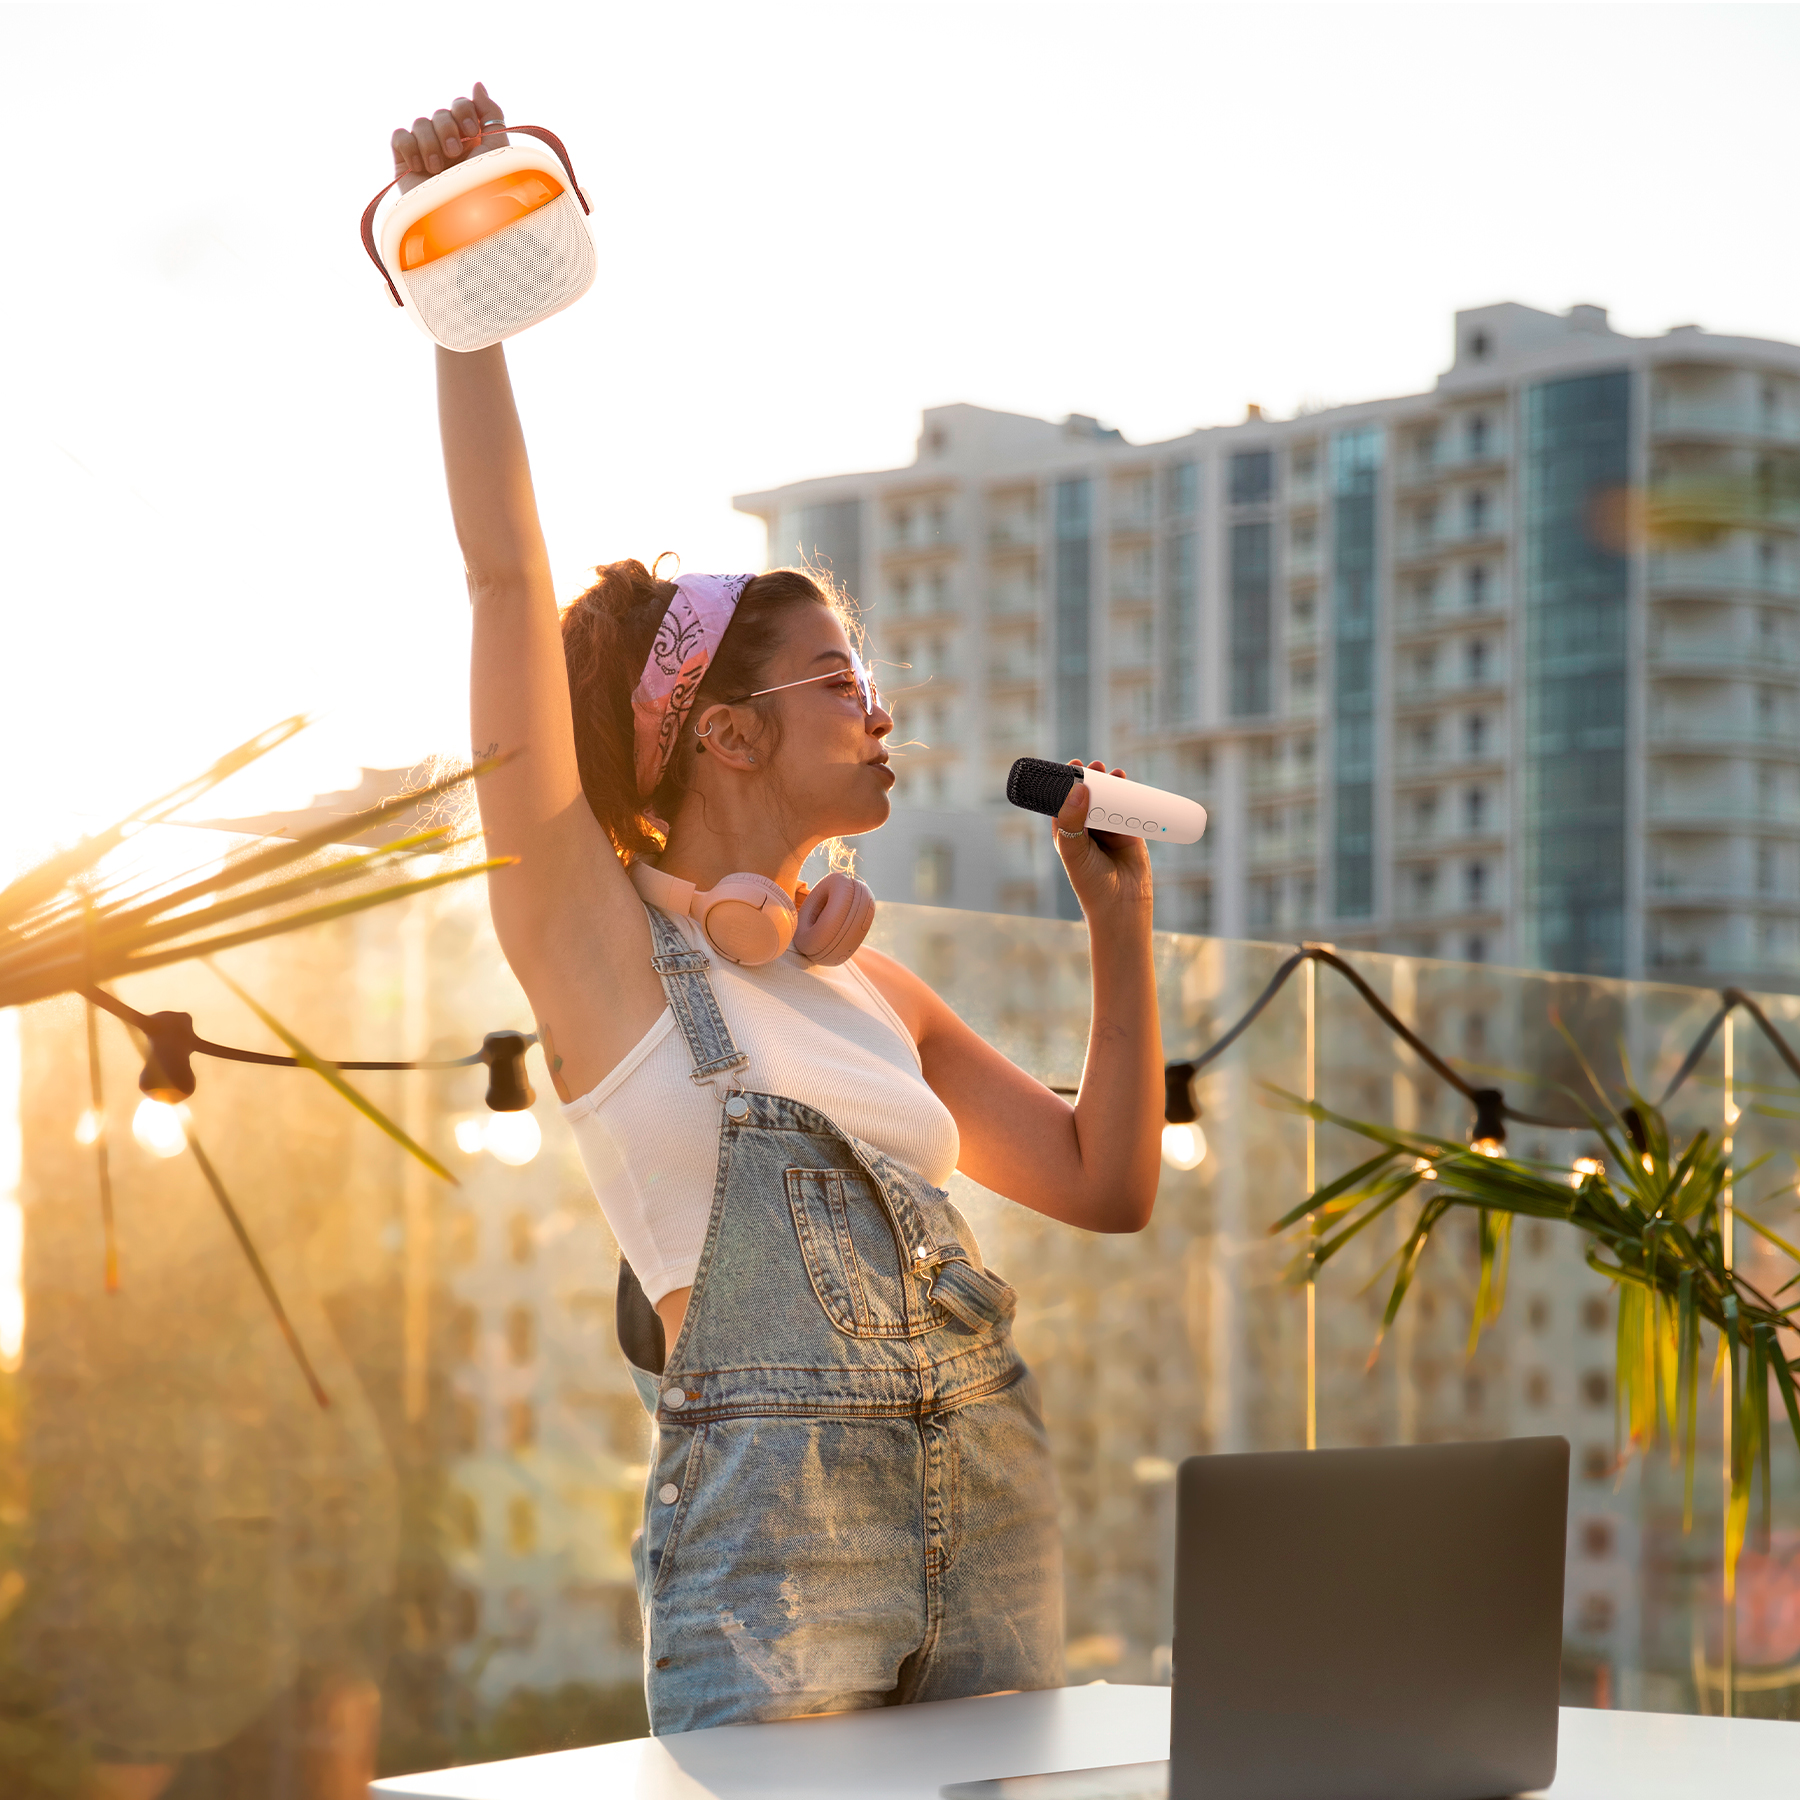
[694,720,716,739]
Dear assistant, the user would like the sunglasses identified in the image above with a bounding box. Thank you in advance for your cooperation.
[731,649,884,717]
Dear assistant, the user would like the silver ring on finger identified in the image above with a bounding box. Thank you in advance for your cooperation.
[1057,826,1086,840]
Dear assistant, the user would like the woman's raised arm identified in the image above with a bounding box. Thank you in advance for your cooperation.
[392,86,661,1093]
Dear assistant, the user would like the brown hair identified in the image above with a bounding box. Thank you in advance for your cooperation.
[560,559,850,863]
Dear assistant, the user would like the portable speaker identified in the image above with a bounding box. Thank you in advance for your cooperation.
[360,126,596,353]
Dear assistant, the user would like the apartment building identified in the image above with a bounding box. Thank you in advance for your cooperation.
[736,302,1800,987]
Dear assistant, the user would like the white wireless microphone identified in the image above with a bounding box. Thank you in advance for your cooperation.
[1006,757,1208,844]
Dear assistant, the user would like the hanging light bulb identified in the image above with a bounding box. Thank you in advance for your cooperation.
[481,1031,537,1113]
[1571,1155,1605,1187]
[137,1011,199,1104]
[1161,1121,1208,1171]
[75,1107,104,1146]
[1159,1061,1206,1169]
[484,1109,542,1167]
[1468,1087,1507,1158]
[454,1117,487,1155]
[131,1097,188,1158]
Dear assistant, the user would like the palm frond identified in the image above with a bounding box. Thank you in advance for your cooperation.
[1274,1086,1800,1586]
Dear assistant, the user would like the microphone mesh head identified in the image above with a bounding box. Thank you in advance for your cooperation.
[1006,757,1083,819]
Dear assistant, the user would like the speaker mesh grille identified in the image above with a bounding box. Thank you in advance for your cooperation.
[1006,757,1083,818]
[403,193,597,352]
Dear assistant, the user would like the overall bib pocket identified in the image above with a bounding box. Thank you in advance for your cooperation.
[785,1166,926,1338]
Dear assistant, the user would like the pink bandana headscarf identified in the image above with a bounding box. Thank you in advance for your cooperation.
[630,572,756,798]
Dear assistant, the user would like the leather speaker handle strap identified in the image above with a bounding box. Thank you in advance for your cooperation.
[358,121,592,307]
[360,179,403,305]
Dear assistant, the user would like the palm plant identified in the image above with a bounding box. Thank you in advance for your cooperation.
[1275,1085,1800,1584]
[0,717,509,1402]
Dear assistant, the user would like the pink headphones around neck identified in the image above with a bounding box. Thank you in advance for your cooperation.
[629,862,876,967]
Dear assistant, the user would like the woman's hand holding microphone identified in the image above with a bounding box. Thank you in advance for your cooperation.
[1053,759,1155,931]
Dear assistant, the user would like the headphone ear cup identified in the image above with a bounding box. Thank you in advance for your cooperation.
[695,876,797,966]
[794,873,877,966]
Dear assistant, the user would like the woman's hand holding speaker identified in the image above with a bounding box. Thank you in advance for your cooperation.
[389,80,507,195]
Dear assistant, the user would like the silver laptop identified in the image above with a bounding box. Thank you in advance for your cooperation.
[945,1437,1568,1800]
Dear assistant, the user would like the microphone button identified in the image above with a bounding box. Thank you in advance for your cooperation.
[1144,820,1158,831]
[1126,817,1140,830]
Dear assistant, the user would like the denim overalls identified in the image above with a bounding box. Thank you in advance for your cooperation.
[616,906,1065,1734]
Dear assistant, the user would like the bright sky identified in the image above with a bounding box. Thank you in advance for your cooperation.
[7,1,1800,867]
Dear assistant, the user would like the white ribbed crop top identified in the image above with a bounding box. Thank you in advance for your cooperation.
[560,907,961,1303]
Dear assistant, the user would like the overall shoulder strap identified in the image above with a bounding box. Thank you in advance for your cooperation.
[645,906,750,1089]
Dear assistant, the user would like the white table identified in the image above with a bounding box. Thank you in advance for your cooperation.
[371,1683,1799,1800]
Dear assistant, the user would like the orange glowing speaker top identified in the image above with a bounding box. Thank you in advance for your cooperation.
[397,167,567,271]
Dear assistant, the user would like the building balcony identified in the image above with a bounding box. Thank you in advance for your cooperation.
[1648,640,1800,677]
[1645,798,1800,828]
[1645,879,1784,909]
[1396,449,1510,490]
[1648,720,1800,753]
[988,519,1039,552]
[1394,678,1509,710]
[885,536,961,563]
[1395,525,1510,564]
[1649,550,1800,597]
[1650,403,1800,444]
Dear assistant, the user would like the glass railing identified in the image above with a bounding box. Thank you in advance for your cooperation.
[5,881,1799,1794]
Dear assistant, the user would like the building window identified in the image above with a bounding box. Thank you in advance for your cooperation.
[1465,862,1488,909]
[1523,367,1630,978]
[914,841,954,902]
[1466,489,1489,535]
[1466,563,1488,609]
[1053,478,1093,780]
[446,1210,477,1266]
[1230,521,1273,717]
[1229,450,1273,506]
[507,1401,537,1449]
[1469,331,1491,360]
[508,1212,534,1264]
[1167,461,1199,516]
[453,1395,480,1455]
[1581,1371,1610,1408]
[1582,1295,1610,1332]
[1465,713,1487,757]
[1466,638,1488,684]
[1581,1445,1612,1482]
[1577,1594,1616,1635]
[1331,425,1382,919]
[1412,867,1437,911]
[449,1303,478,1363]
[1525,1371,1550,1407]
[1465,786,1487,832]
[506,1306,536,1366]
[449,1487,481,1550]
[1527,1296,1550,1331]
[507,1497,538,1556]
[1581,1519,1615,1560]
[1467,414,1489,458]
[1466,933,1487,963]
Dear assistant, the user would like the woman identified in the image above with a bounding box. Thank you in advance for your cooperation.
[391,84,1165,1735]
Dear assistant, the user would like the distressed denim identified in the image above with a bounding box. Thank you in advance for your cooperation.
[622,907,1065,1734]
